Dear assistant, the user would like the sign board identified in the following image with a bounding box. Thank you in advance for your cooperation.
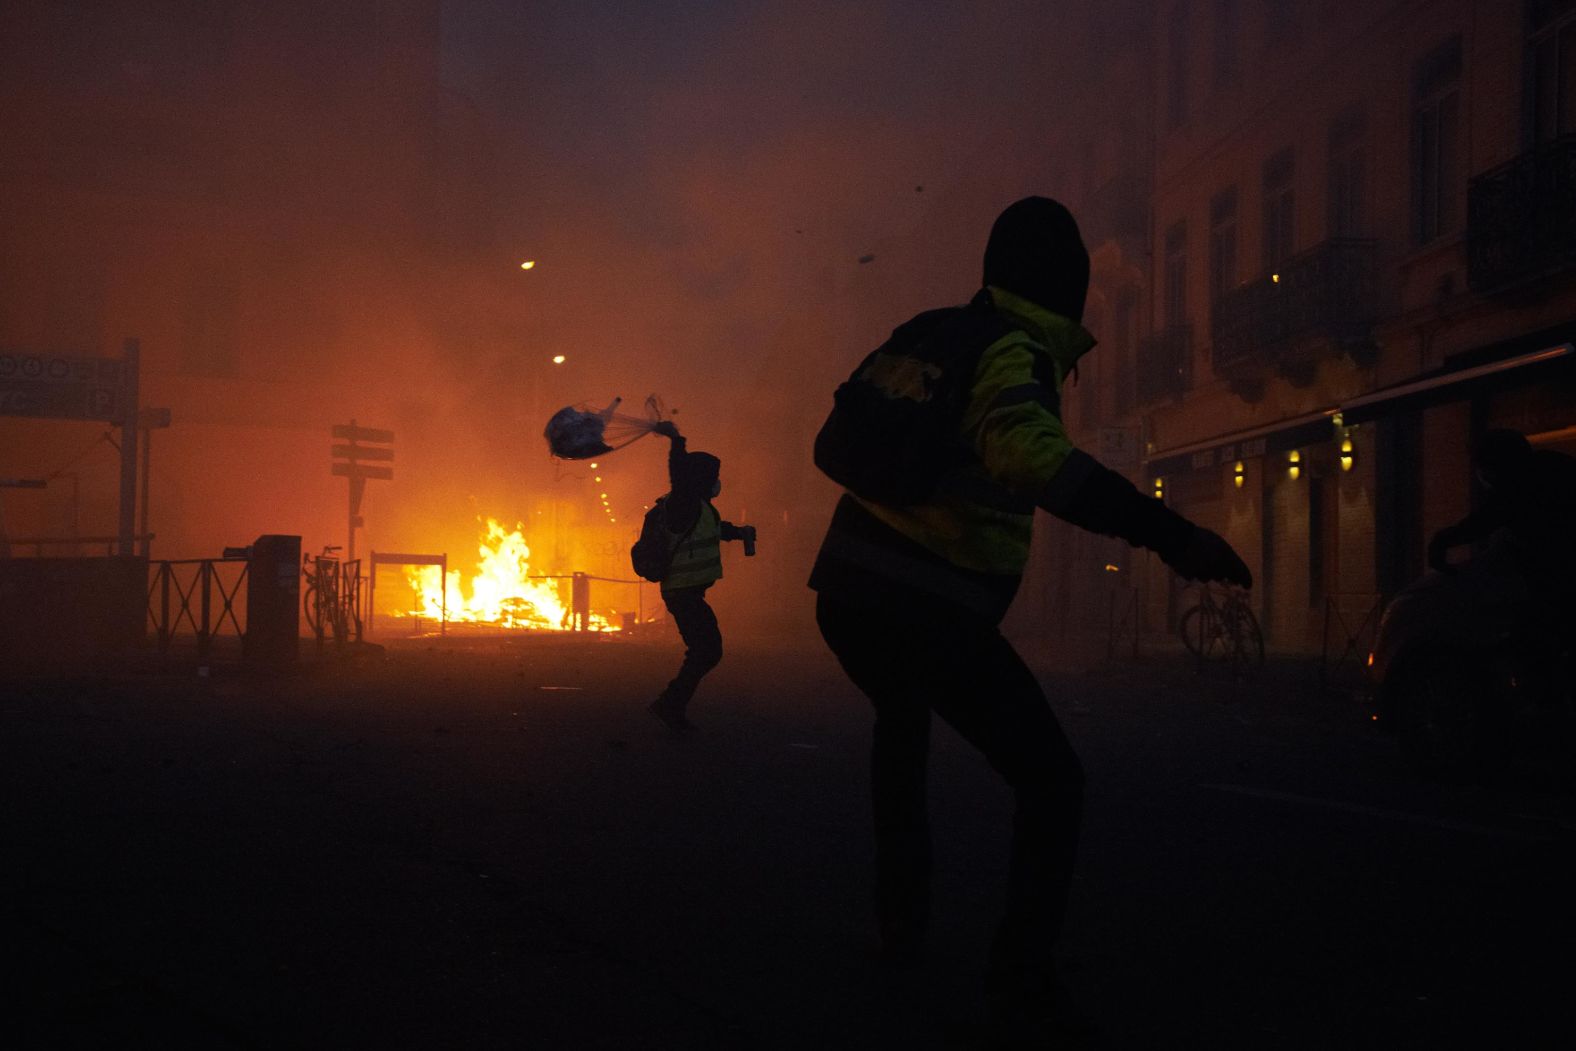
[331,424,394,444]
[0,351,125,421]
[1098,427,1141,470]
[332,463,393,481]
[331,444,393,461]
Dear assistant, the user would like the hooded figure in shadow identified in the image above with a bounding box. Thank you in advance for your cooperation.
[647,420,755,731]
[810,196,1251,1042]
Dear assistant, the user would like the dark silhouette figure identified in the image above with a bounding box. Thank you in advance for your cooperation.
[1428,428,1576,647]
[1429,429,1576,575]
[810,196,1251,1040]
[647,421,754,732]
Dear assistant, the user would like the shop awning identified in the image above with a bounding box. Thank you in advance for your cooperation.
[1144,341,1574,476]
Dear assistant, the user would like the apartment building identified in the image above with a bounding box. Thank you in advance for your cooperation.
[1054,0,1576,655]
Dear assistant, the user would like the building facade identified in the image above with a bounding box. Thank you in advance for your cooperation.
[1054,0,1576,656]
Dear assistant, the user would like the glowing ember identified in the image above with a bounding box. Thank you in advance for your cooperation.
[402,517,619,631]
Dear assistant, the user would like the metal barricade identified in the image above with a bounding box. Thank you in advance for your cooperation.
[147,558,249,658]
[1320,592,1383,693]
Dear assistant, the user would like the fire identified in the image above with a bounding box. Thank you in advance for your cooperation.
[401,517,619,631]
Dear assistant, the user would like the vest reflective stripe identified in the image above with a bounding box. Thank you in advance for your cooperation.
[663,505,723,591]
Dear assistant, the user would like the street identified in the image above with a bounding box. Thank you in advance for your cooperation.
[5,634,1573,1049]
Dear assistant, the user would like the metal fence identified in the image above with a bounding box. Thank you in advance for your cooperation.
[1319,592,1383,694]
[147,557,249,658]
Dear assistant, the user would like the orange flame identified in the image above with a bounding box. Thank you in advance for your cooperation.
[401,517,618,631]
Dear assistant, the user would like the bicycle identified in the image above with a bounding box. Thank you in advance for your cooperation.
[1178,582,1264,675]
[302,545,346,643]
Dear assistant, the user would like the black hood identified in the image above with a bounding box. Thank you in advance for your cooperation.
[680,451,721,493]
[982,196,1090,323]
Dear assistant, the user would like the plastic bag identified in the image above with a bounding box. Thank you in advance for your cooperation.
[544,396,668,460]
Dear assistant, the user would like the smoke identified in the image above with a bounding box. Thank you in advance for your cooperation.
[1,0,1119,622]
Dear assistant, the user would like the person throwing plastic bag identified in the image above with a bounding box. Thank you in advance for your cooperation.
[644,420,755,732]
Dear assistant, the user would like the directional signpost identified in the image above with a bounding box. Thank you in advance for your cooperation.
[331,421,393,561]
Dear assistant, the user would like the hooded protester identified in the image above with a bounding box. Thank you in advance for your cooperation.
[647,420,755,731]
[809,196,1252,1042]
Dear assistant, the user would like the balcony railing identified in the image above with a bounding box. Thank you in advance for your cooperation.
[1136,324,1192,404]
[1210,238,1377,383]
[1468,133,1576,295]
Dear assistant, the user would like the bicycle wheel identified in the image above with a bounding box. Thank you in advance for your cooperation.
[1180,605,1227,660]
[303,580,322,634]
[1226,602,1265,673]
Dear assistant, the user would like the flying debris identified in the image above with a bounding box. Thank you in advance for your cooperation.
[857,254,875,265]
[543,395,668,460]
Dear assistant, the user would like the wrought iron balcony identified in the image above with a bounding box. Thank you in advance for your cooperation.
[1468,133,1576,295]
[1210,238,1377,386]
[1136,324,1192,404]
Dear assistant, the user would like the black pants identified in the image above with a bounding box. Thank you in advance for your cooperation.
[660,585,723,710]
[816,593,1084,977]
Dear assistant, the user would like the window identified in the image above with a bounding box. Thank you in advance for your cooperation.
[1528,0,1576,142]
[1412,36,1462,245]
[1164,221,1188,327]
[1261,148,1296,272]
[1209,187,1239,302]
[1328,105,1367,237]
[1167,5,1189,129]
[1213,0,1239,88]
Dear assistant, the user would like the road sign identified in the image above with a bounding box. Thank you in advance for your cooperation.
[331,463,393,481]
[331,423,394,444]
[331,444,394,461]
[0,351,125,421]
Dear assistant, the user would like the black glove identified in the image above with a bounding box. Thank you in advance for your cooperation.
[652,420,681,440]
[1163,526,1252,588]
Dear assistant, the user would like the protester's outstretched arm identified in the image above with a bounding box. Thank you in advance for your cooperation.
[653,421,687,491]
[1039,450,1251,587]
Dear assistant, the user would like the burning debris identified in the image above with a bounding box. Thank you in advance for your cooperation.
[400,517,624,632]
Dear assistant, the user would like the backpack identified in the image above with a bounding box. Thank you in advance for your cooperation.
[813,301,1016,505]
[630,496,699,582]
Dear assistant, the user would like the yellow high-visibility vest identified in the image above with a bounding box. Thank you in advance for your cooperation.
[663,504,722,592]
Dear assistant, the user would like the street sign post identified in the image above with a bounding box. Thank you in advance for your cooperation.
[331,420,393,560]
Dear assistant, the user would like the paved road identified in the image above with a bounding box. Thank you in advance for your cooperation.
[4,634,1573,1048]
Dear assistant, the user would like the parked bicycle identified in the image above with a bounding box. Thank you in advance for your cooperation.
[302,545,348,643]
[1179,582,1264,675]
